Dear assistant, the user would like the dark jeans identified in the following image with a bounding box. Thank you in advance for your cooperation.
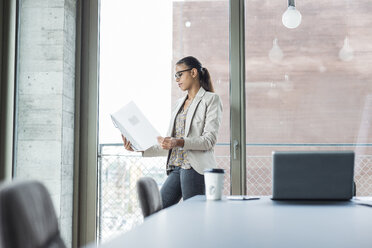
[160,166,205,208]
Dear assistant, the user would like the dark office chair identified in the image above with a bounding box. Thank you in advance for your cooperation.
[0,180,66,248]
[136,177,163,218]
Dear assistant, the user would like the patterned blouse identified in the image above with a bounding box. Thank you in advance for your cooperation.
[167,99,193,171]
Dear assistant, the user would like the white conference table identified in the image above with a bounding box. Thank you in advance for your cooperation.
[92,195,372,248]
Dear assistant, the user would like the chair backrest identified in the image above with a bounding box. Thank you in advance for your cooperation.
[136,177,163,218]
[0,180,66,248]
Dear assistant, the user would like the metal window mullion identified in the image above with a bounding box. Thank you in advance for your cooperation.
[229,0,246,195]
[74,0,100,246]
[0,0,17,181]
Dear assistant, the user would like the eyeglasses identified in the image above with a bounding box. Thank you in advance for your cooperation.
[174,68,192,79]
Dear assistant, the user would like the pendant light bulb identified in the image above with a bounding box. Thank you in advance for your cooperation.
[269,38,284,63]
[339,36,354,62]
[282,0,302,29]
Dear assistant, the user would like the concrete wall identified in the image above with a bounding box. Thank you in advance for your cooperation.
[14,0,76,246]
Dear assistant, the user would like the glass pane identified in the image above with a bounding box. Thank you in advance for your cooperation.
[98,0,230,242]
[245,0,372,196]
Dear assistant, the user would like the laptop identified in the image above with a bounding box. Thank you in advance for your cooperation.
[272,151,355,200]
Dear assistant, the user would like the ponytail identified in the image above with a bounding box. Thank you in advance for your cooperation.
[199,67,214,93]
[176,56,214,92]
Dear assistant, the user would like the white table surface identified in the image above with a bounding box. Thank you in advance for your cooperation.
[91,195,372,248]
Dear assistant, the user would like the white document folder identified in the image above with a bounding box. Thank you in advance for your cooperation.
[111,101,161,151]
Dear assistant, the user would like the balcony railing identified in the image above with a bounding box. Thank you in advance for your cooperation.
[97,143,372,242]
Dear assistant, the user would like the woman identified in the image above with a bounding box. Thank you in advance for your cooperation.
[122,56,223,208]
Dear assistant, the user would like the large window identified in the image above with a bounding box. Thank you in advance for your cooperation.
[96,0,372,244]
[98,0,230,242]
[245,0,372,196]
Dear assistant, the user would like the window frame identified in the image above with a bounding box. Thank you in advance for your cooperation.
[74,0,101,246]
[0,0,17,181]
[75,0,247,245]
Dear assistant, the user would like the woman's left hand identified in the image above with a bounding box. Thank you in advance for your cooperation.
[157,136,179,150]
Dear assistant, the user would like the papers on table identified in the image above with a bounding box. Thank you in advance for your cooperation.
[353,197,372,207]
[111,101,161,151]
[227,195,260,201]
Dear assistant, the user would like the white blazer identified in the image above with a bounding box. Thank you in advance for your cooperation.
[142,86,223,175]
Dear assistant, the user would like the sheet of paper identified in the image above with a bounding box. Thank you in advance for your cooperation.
[353,197,372,207]
[227,195,260,201]
[111,101,161,151]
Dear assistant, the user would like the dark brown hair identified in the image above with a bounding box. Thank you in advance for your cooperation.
[176,56,214,93]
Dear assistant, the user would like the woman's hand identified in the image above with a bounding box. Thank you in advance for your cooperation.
[157,136,184,150]
[121,134,134,151]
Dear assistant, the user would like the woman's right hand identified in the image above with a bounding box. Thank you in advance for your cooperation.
[121,134,134,152]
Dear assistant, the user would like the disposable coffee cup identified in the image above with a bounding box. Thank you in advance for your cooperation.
[204,168,225,200]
